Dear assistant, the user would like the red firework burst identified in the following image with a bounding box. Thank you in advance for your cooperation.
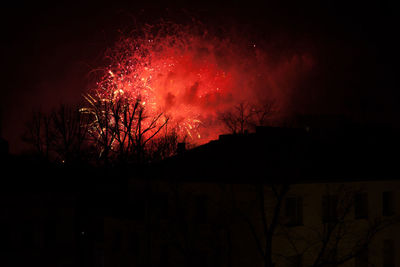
[85,23,313,146]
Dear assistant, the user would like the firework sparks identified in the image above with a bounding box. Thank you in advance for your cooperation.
[85,23,313,146]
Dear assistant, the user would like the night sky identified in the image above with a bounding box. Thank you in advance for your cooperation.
[1,0,399,153]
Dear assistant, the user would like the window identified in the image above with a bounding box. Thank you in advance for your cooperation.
[194,250,208,267]
[324,248,338,267]
[112,231,122,252]
[354,193,368,219]
[151,193,169,220]
[129,232,140,254]
[130,194,145,220]
[22,223,35,249]
[322,195,338,223]
[194,196,207,224]
[355,248,368,267]
[284,196,303,226]
[383,191,395,216]
[45,220,57,248]
[159,244,169,267]
[383,239,395,267]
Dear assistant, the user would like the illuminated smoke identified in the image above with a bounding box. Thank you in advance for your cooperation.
[87,22,313,144]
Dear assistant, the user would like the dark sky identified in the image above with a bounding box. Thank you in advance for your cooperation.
[1,0,399,153]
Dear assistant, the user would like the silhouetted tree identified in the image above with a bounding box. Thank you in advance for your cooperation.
[219,100,276,134]
[229,183,289,267]
[147,128,178,162]
[23,105,91,164]
[81,90,169,165]
[277,184,399,267]
[23,96,175,166]
[232,183,399,267]
[23,109,52,160]
[219,102,254,134]
[250,100,276,129]
[51,104,90,164]
[163,182,226,267]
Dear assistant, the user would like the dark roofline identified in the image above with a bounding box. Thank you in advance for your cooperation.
[148,125,400,185]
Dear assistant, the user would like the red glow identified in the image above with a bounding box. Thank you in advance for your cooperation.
[90,24,313,144]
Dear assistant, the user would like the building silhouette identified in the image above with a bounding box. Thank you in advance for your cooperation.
[2,123,400,267]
